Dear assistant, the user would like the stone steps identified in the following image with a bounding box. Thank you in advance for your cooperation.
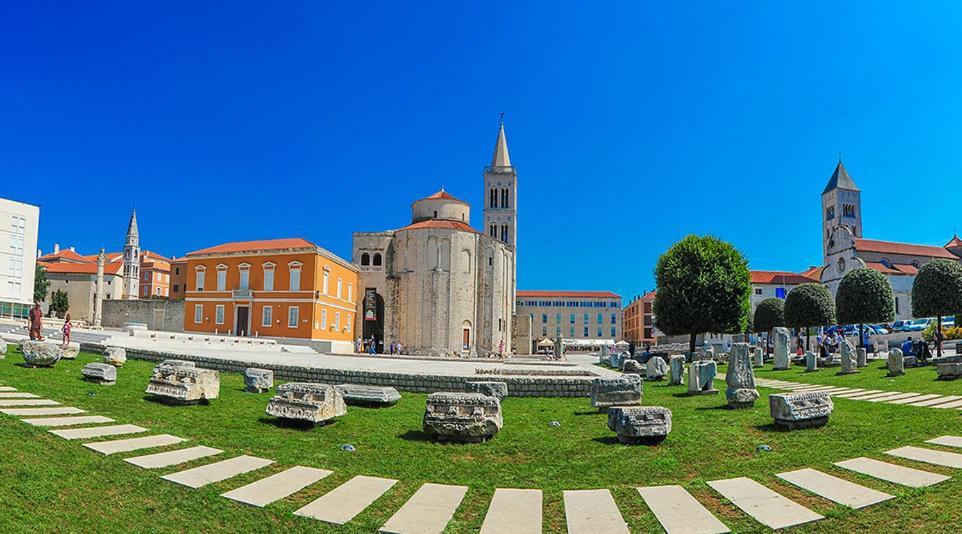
[49,424,148,441]
[886,446,962,468]
[480,488,542,534]
[706,477,823,530]
[0,398,59,407]
[562,489,630,534]
[379,482,468,534]
[776,468,892,508]
[221,466,332,508]
[0,406,84,416]
[835,457,949,488]
[85,434,187,455]
[294,475,398,525]
[636,485,729,534]
[161,455,274,489]
[126,445,224,469]
[22,415,115,427]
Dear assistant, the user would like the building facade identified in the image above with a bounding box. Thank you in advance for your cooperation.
[623,291,655,345]
[821,160,862,264]
[122,209,140,300]
[517,290,622,342]
[0,197,39,318]
[169,257,187,300]
[38,249,124,322]
[483,119,518,314]
[139,251,171,298]
[183,238,357,352]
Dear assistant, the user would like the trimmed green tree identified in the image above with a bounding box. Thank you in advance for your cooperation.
[33,264,49,304]
[836,268,895,349]
[912,259,962,358]
[753,297,785,351]
[50,289,69,318]
[784,283,836,352]
[652,234,751,356]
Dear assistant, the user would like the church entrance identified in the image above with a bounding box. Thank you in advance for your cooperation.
[462,321,472,352]
[362,288,385,352]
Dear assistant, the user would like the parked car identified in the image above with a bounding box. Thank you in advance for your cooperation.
[871,324,890,334]
[891,320,908,332]
[903,318,931,332]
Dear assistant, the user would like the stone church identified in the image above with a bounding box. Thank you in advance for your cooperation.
[351,122,517,357]
[819,160,962,319]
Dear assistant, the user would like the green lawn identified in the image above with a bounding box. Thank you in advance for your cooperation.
[0,349,961,532]
[752,360,962,396]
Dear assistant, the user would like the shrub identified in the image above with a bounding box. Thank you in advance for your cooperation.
[785,283,836,349]
[912,259,962,356]
[753,297,785,334]
[836,268,895,326]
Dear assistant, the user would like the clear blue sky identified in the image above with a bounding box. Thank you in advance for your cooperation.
[3,2,962,301]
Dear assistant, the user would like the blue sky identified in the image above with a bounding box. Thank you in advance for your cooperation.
[3,2,962,301]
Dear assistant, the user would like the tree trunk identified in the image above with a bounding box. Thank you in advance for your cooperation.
[806,329,811,354]
[859,323,864,349]
[937,316,943,358]
[689,332,696,362]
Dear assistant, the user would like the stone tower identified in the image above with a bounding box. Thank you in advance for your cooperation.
[821,159,861,264]
[482,117,517,311]
[122,208,140,300]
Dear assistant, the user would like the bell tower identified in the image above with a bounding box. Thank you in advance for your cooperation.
[122,208,141,300]
[821,158,861,264]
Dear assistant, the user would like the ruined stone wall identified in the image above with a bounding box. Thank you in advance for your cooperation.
[101,298,184,332]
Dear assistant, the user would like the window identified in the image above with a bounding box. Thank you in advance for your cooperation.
[754,288,763,295]
[501,188,509,208]
[347,283,353,303]
[826,207,835,221]
[288,306,299,327]
[320,309,327,329]
[583,313,589,324]
[598,313,603,324]
[290,266,301,291]
[611,327,617,338]
[501,225,508,242]
[173,283,179,293]
[373,253,382,267]
[542,326,547,336]
[880,258,891,268]
[263,266,274,291]
[195,269,205,291]
[556,326,561,336]
[489,224,496,237]
[570,314,575,324]
[555,313,560,323]
[611,313,617,324]
[598,327,603,337]
[570,326,575,337]
[155,287,161,296]
[215,305,224,324]
[216,266,227,291]
[346,315,352,333]
[333,312,340,331]
[361,253,370,266]
[262,306,272,327]
[144,271,150,281]
[336,278,343,299]
[239,268,249,290]
[194,305,203,323]
[175,267,180,275]
[895,296,900,315]
[489,188,497,208]
[322,269,329,294]
[542,313,548,324]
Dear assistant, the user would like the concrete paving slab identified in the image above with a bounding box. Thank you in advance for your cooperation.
[562,489,630,534]
[835,457,949,488]
[933,398,962,409]
[221,466,332,507]
[833,390,883,399]
[886,446,962,468]
[380,483,468,534]
[84,434,186,455]
[707,477,823,530]
[0,386,16,391]
[637,485,729,534]
[125,445,223,469]
[776,468,892,508]
[850,391,906,401]
[480,488,542,534]
[864,392,920,403]
[294,475,398,525]
[0,392,39,398]
[887,394,942,405]
[162,455,274,488]
[915,396,962,408]
[926,436,962,449]
[50,424,147,440]
[0,406,84,416]
[0,399,59,406]
[22,415,114,427]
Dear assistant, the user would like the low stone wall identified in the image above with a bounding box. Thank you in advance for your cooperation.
[81,343,593,398]
[102,299,184,332]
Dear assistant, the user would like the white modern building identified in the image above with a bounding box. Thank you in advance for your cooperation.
[0,197,40,318]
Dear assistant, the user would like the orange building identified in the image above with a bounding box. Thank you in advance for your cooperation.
[169,257,187,300]
[623,291,657,346]
[183,238,358,351]
[139,251,171,298]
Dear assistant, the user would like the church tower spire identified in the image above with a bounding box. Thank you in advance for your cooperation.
[122,208,141,300]
[821,159,862,265]
[482,115,518,312]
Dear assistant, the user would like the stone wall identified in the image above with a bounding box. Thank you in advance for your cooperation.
[102,299,184,332]
[86,343,592,398]
[511,313,533,355]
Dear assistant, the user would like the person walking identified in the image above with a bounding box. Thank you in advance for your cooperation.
[368,336,377,355]
[498,338,505,357]
[61,313,72,348]
[28,302,43,341]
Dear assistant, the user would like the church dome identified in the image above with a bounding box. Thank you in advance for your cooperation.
[411,188,470,224]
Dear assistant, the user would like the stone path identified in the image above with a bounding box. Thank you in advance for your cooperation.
[50,424,147,440]
[751,376,962,410]
[886,446,962,468]
[776,468,892,508]
[22,415,114,427]
[162,455,274,488]
[221,466,332,507]
[85,434,186,455]
[0,386,17,391]
[126,445,224,469]
[380,482,468,534]
[0,406,84,416]
[0,392,40,398]
[0,399,60,407]
[636,485,729,534]
[706,477,823,530]
[562,489,630,534]
[479,488,542,534]
[835,457,950,487]
[294,475,398,525]
[927,435,962,448]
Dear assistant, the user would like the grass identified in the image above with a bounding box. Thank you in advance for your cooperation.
[753,359,962,396]
[0,349,961,532]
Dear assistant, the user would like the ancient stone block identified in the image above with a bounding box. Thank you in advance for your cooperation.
[726,343,758,408]
[773,327,791,370]
[645,356,668,381]
[82,363,117,385]
[752,347,764,368]
[606,406,672,444]
[936,363,962,380]
[244,368,274,393]
[610,353,623,370]
[266,383,347,424]
[20,341,62,367]
[669,355,685,385]
[622,359,642,375]
[60,341,80,360]
[145,361,219,403]
[839,340,859,374]
[103,347,127,367]
[336,384,403,404]
[887,348,904,377]
[422,392,502,442]
[0,339,5,359]
[687,360,718,395]
[769,391,833,430]
[590,375,642,410]
[805,351,818,373]
[857,347,867,368]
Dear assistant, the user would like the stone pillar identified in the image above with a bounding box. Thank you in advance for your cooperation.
[669,355,685,385]
[93,248,105,328]
[773,327,790,370]
[840,340,859,374]
[554,337,564,359]
[726,343,759,408]
[804,351,818,372]
[887,348,904,377]
[752,347,764,368]
[856,347,867,368]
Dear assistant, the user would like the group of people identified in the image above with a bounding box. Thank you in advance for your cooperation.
[901,336,934,362]
[26,301,72,349]
[354,336,408,356]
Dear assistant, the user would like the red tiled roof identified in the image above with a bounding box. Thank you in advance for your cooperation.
[946,235,962,249]
[518,290,621,299]
[864,262,906,275]
[798,266,824,281]
[855,238,957,260]
[417,189,467,204]
[38,249,91,263]
[140,250,170,262]
[83,252,123,262]
[41,261,122,275]
[896,263,919,275]
[398,220,479,233]
[750,270,815,285]
[187,238,315,256]
[641,291,656,301]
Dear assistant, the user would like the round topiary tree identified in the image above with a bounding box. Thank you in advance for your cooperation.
[652,234,751,356]
[753,297,785,351]
[784,283,836,352]
[912,259,962,357]
[836,268,895,348]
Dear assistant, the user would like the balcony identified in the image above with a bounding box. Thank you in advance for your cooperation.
[232,289,252,300]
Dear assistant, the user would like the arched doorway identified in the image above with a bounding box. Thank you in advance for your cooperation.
[462,320,472,353]
[362,288,385,352]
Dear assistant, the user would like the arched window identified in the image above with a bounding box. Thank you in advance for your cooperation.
[373,253,382,267]
[360,253,370,266]
[501,188,509,208]
[880,258,891,268]
[489,188,497,208]
[912,260,921,269]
